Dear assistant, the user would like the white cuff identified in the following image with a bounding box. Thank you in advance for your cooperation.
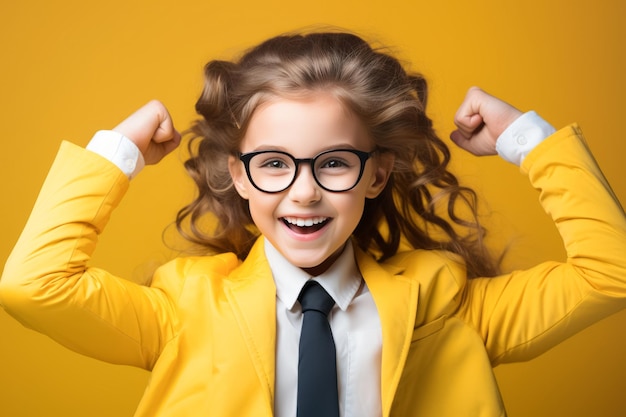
[495,111,556,166]
[86,130,145,179]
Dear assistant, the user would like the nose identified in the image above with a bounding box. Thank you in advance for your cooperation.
[288,164,321,205]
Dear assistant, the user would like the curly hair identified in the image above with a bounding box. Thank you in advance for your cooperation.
[176,30,500,278]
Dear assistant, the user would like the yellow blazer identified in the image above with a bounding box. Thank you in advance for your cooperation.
[2,124,626,417]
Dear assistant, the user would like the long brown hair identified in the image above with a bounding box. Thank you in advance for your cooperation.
[176,31,499,278]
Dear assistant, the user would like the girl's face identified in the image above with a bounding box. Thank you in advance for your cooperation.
[229,93,391,275]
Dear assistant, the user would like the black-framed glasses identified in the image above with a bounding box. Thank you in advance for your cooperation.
[238,149,375,193]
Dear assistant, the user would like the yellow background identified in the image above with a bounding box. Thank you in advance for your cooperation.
[1,0,624,415]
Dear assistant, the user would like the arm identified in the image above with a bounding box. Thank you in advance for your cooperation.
[452,88,626,364]
[0,101,181,369]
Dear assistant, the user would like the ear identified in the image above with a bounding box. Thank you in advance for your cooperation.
[228,155,250,200]
[365,152,394,199]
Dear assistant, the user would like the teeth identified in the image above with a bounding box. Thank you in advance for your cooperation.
[283,216,327,227]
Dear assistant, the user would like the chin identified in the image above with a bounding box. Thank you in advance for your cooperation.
[291,250,343,276]
[289,257,326,270]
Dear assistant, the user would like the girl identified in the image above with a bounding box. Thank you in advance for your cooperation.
[1,32,625,417]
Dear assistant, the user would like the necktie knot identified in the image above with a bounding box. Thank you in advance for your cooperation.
[298,281,335,316]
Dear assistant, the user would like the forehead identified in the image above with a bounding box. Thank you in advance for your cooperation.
[240,93,371,155]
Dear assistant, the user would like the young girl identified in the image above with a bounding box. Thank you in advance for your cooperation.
[1,31,625,417]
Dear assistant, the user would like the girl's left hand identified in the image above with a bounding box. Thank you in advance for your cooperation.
[450,87,523,156]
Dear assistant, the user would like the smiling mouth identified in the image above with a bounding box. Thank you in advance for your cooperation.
[282,216,330,234]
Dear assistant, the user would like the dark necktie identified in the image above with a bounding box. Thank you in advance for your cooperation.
[297,280,340,417]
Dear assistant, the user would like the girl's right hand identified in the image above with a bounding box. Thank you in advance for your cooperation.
[113,100,182,165]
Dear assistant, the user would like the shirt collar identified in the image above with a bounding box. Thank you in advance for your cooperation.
[264,238,362,312]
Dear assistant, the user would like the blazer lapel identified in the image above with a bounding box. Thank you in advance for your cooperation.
[356,248,418,417]
[225,239,277,409]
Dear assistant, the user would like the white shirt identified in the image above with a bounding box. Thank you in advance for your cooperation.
[86,110,555,416]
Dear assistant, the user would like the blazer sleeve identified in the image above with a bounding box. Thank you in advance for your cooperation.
[457,124,626,365]
[0,141,177,370]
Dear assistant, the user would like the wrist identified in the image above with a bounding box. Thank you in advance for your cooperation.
[86,130,145,179]
[495,111,556,165]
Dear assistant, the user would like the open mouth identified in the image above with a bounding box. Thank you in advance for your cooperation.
[282,216,330,234]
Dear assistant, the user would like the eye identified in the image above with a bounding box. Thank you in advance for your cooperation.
[263,159,289,169]
[252,152,294,171]
[317,151,357,171]
[320,158,348,169]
